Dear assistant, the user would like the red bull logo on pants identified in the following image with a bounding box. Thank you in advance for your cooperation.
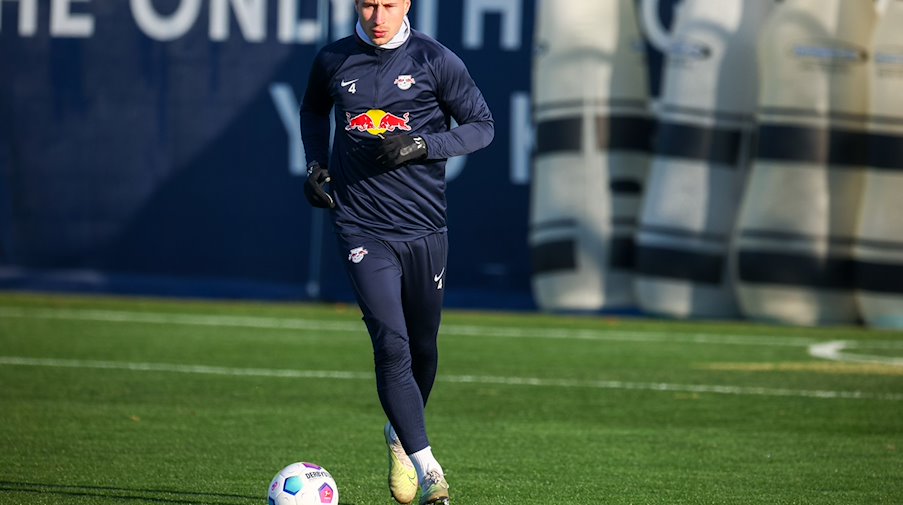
[345,109,411,136]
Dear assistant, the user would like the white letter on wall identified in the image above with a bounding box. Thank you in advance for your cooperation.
[510,92,533,184]
[463,0,521,50]
[131,0,201,41]
[210,0,266,42]
[278,0,320,43]
[415,0,438,39]
[0,0,38,36]
[50,0,94,37]
[270,83,306,176]
[330,0,354,41]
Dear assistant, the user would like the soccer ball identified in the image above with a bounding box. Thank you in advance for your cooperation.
[267,462,339,505]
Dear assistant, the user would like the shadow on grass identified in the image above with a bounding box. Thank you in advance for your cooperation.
[0,481,359,505]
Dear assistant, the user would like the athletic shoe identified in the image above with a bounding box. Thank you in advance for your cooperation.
[385,423,418,504]
[418,470,449,505]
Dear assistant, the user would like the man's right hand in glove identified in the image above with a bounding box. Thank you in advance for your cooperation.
[304,161,335,209]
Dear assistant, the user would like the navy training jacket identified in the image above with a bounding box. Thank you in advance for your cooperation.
[300,29,495,241]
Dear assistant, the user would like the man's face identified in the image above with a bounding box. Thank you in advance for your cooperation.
[355,0,411,45]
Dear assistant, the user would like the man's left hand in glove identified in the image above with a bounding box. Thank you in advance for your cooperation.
[374,135,428,170]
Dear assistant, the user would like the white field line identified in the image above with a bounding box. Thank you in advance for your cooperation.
[809,341,903,367]
[1,356,901,402]
[0,356,371,381]
[0,307,825,347]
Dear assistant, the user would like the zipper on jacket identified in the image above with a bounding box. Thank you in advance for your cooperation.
[375,49,385,107]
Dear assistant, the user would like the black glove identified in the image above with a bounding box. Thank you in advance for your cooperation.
[374,135,428,170]
[303,161,335,209]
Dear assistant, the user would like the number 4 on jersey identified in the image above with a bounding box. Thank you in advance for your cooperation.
[341,78,359,94]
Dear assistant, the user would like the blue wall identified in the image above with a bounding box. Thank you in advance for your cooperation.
[0,0,677,309]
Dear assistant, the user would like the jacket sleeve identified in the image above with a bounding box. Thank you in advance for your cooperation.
[419,50,494,160]
[300,50,334,168]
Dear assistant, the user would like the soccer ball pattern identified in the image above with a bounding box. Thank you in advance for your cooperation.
[268,462,339,505]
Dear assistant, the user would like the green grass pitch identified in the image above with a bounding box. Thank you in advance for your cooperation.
[0,292,901,504]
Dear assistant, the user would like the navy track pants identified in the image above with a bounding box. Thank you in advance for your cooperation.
[338,231,447,454]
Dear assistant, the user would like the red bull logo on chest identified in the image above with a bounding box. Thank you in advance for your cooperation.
[345,109,411,136]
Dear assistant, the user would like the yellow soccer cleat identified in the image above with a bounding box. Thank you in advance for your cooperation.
[385,423,418,504]
[418,470,449,505]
